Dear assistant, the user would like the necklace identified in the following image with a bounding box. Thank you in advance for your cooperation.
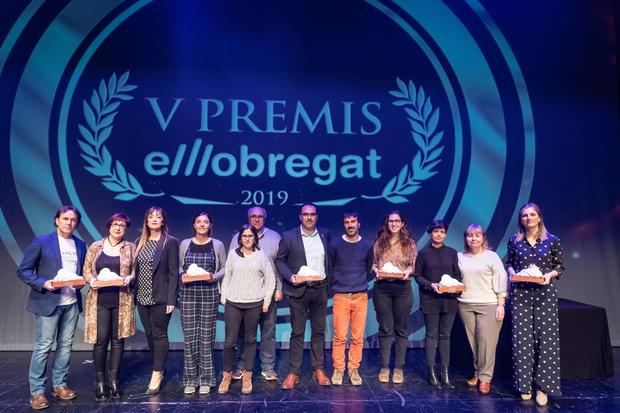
[107,237,123,248]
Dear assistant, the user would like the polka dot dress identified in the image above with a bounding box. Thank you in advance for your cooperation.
[507,234,564,397]
[136,239,158,306]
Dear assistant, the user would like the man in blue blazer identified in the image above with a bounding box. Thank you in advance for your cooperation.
[275,204,331,389]
[17,206,87,410]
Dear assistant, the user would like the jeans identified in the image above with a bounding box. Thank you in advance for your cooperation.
[235,297,277,372]
[137,303,172,372]
[332,292,368,370]
[29,303,79,395]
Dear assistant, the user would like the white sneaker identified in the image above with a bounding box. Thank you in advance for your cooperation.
[199,385,210,395]
[183,386,196,395]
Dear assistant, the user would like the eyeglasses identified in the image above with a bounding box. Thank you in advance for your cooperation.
[249,215,265,220]
[388,219,402,224]
[241,234,255,238]
[301,213,317,217]
[111,222,127,228]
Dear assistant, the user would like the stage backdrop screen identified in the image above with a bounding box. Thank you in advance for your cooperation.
[1,0,618,349]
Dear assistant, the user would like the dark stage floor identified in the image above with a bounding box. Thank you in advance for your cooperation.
[0,348,618,412]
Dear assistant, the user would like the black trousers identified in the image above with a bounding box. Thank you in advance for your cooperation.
[137,303,171,372]
[93,305,123,374]
[222,301,262,372]
[423,312,456,367]
[373,281,413,369]
[287,285,327,373]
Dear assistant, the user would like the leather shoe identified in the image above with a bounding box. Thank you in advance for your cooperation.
[51,386,77,400]
[479,381,491,395]
[466,376,479,387]
[312,369,331,386]
[281,373,300,390]
[30,394,49,410]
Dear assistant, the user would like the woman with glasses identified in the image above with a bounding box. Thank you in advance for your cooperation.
[178,212,226,395]
[371,211,417,384]
[218,224,275,395]
[83,213,136,401]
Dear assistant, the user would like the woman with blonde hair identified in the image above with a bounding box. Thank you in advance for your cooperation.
[457,224,507,395]
[507,203,564,406]
[134,206,179,395]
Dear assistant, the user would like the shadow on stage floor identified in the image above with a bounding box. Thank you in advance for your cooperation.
[0,348,618,412]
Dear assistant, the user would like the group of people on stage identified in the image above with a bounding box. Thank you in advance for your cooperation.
[17,202,563,409]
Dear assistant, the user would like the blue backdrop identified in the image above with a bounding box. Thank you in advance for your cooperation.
[1,0,618,349]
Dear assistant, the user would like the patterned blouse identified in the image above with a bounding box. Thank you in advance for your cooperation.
[506,234,564,278]
[136,239,158,305]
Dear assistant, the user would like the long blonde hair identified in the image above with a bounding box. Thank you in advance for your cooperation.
[136,206,170,254]
[515,202,549,241]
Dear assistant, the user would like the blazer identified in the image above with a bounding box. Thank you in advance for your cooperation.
[17,231,87,316]
[275,226,331,298]
[135,235,179,306]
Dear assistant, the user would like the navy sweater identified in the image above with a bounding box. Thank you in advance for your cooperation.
[328,236,373,293]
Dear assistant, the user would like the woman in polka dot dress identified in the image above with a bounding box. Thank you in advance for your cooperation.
[506,202,564,406]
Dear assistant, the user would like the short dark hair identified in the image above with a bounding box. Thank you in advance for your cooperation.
[343,211,359,220]
[54,205,81,226]
[236,224,259,250]
[105,212,131,229]
[426,219,448,234]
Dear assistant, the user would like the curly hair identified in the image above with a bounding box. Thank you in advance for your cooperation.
[373,210,415,262]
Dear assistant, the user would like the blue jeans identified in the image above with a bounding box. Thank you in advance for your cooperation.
[29,303,79,395]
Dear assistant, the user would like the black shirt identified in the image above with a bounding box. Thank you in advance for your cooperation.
[413,244,461,314]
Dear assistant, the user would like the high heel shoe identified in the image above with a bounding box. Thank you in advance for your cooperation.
[146,371,164,395]
[109,369,122,399]
[95,372,109,402]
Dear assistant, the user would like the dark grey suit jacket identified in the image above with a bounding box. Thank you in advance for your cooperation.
[275,226,331,298]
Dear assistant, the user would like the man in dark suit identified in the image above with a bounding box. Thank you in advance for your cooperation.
[275,204,331,389]
[17,206,87,410]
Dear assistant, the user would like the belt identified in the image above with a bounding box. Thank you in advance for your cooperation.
[306,280,327,288]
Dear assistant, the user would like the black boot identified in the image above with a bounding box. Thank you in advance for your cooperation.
[109,369,122,399]
[440,365,455,389]
[427,366,441,388]
[95,371,109,401]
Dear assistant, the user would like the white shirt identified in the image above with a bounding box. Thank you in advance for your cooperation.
[300,226,325,276]
[58,235,78,306]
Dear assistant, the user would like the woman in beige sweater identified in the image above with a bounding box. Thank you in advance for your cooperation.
[457,224,507,395]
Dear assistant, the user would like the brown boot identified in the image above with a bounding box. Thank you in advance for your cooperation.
[218,371,232,394]
[241,371,253,394]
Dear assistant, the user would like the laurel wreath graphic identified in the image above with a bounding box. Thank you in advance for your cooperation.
[361,77,443,204]
[78,72,164,201]
[310,78,443,206]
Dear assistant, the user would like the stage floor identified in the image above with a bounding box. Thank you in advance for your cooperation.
[0,348,618,412]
